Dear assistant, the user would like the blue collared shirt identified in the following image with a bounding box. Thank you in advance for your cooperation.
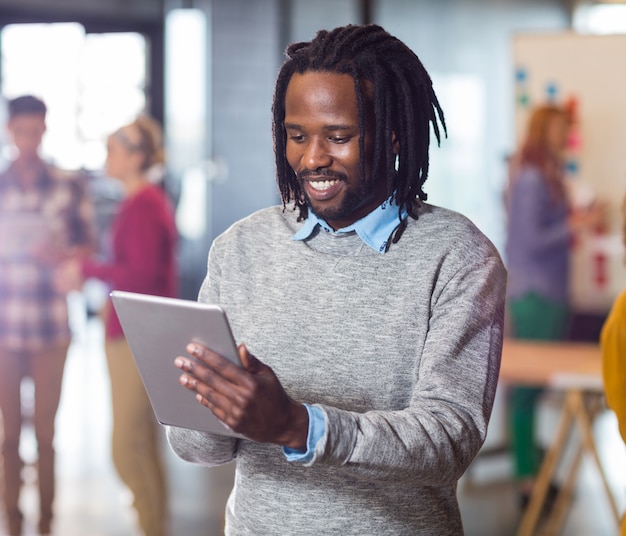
[283,404,326,463]
[283,198,407,462]
[291,197,408,254]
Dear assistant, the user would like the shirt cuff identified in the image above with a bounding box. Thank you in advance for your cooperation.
[282,404,325,463]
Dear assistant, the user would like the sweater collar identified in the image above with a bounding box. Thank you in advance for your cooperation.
[291,197,407,254]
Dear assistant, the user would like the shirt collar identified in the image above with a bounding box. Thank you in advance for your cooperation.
[291,197,407,254]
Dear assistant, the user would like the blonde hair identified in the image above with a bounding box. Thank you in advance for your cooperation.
[114,114,165,173]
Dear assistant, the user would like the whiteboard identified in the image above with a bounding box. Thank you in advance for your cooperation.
[513,32,626,313]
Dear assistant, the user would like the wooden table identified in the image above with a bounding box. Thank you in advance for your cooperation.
[499,339,620,536]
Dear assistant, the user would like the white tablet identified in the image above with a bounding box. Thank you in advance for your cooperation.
[110,290,244,438]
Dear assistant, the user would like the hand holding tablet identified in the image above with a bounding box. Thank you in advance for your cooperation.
[110,290,244,437]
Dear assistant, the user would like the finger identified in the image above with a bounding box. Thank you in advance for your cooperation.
[185,342,220,364]
[174,355,211,380]
[176,355,250,406]
[177,372,198,391]
[175,355,211,389]
[181,372,248,432]
[187,343,250,382]
[178,372,231,416]
[177,370,231,410]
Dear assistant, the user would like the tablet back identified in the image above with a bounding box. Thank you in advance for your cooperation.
[110,290,244,437]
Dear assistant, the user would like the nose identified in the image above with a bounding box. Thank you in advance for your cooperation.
[303,137,332,170]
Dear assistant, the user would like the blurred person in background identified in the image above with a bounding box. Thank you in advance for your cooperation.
[56,114,178,536]
[0,95,94,536]
[600,193,626,536]
[505,103,605,510]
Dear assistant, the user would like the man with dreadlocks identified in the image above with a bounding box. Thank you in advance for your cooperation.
[167,24,506,535]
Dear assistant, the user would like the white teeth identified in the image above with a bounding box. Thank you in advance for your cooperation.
[309,180,337,191]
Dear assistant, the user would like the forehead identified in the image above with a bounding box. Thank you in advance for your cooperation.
[284,71,360,122]
[108,125,141,149]
[118,124,141,142]
[8,113,45,130]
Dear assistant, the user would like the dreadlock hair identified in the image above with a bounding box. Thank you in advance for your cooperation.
[272,24,446,243]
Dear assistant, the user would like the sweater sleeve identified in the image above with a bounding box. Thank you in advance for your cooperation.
[309,254,506,485]
[166,425,238,467]
[600,290,626,444]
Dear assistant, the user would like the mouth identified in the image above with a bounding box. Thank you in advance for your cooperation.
[308,178,340,191]
[300,175,344,201]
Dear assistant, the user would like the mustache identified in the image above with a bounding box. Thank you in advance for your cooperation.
[297,169,347,182]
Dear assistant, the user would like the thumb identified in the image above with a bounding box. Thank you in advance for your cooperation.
[238,343,262,372]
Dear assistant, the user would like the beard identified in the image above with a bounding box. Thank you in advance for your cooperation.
[297,169,380,226]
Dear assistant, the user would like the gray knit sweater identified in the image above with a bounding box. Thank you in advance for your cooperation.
[167,202,507,535]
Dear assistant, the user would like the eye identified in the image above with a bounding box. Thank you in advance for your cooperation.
[288,133,305,143]
[330,135,351,144]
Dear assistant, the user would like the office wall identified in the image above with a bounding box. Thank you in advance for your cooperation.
[375,0,569,251]
[289,0,361,41]
[0,0,162,21]
[209,0,283,240]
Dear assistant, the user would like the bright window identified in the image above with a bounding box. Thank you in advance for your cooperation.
[574,4,626,34]
[1,23,147,170]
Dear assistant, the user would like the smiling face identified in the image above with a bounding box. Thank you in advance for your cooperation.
[283,71,387,230]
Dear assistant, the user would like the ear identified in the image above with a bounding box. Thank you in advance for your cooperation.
[392,131,400,155]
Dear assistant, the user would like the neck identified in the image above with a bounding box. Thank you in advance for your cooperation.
[123,173,150,197]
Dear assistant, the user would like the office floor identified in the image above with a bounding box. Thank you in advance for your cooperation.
[1,314,625,536]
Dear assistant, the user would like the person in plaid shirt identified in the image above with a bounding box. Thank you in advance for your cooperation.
[0,95,94,536]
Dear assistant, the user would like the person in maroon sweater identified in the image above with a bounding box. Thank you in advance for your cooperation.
[57,114,178,536]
